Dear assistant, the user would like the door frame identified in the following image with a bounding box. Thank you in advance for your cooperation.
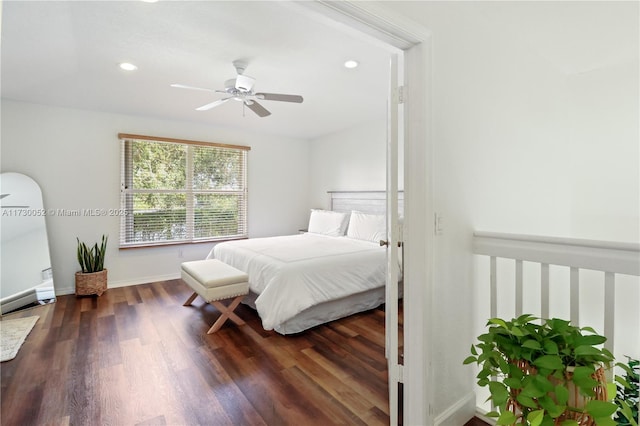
[386,52,402,425]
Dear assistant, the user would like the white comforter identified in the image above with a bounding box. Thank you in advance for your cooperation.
[211,233,386,330]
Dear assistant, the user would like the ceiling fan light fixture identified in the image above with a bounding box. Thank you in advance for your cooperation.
[235,75,255,92]
[344,60,359,69]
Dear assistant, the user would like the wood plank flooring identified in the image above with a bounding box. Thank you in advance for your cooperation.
[1,279,391,425]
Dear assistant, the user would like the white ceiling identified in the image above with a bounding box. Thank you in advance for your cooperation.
[3,1,637,141]
[1,1,392,140]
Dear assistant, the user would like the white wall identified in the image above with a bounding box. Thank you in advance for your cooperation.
[567,60,640,242]
[378,1,639,423]
[1,100,310,294]
[308,118,388,209]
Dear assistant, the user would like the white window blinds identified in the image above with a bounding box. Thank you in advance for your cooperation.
[119,134,250,248]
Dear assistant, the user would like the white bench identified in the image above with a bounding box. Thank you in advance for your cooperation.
[180,259,249,334]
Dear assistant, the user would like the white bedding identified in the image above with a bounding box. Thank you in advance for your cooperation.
[211,233,387,331]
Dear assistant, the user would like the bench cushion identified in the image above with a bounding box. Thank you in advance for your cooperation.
[181,259,248,288]
[181,259,249,302]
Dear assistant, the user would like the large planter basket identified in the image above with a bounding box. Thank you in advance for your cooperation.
[507,360,608,426]
[75,269,108,296]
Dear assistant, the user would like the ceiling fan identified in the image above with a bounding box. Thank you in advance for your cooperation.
[171,60,303,117]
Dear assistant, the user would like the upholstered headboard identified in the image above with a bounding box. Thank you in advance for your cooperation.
[328,191,404,216]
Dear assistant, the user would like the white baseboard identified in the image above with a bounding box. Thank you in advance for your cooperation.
[55,273,181,296]
[108,273,181,289]
[54,286,75,296]
[434,391,476,426]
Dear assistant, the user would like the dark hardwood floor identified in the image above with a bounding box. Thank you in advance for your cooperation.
[1,279,392,425]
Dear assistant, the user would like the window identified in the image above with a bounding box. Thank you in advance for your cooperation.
[119,134,249,248]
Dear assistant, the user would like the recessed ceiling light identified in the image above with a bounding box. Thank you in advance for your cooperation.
[119,62,138,71]
[344,60,359,69]
[141,0,158,3]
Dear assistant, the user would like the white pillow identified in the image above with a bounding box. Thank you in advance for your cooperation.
[307,209,349,237]
[346,211,386,243]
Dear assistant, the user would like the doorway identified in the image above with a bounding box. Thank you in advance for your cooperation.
[290,2,434,424]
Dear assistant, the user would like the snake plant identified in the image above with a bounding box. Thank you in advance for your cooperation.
[76,235,108,273]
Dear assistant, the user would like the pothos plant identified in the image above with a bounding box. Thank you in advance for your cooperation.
[464,314,617,426]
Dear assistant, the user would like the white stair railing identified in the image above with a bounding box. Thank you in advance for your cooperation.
[472,231,640,418]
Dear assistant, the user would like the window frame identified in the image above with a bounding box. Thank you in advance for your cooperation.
[118,133,250,249]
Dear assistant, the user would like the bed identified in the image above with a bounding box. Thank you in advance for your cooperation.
[208,191,403,334]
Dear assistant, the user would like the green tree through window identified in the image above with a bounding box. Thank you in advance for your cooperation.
[119,134,249,247]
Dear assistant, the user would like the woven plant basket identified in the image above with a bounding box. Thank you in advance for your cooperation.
[507,359,608,426]
[75,269,107,296]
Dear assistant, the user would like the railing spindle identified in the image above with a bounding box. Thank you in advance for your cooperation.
[490,256,497,318]
[515,260,523,317]
[540,263,550,320]
[570,267,580,326]
[604,272,615,354]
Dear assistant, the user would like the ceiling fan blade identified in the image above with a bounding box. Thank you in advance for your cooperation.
[196,98,231,111]
[245,100,271,117]
[171,83,223,94]
[255,93,303,103]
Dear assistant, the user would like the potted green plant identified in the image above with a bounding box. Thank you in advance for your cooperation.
[615,357,639,426]
[464,314,617,426]
[75,234,108,296]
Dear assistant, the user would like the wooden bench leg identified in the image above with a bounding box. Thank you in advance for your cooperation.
[207,295,246,334]
[183,291,198,306]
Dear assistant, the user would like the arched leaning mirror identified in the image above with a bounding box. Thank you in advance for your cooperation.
[1,172,55,314]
